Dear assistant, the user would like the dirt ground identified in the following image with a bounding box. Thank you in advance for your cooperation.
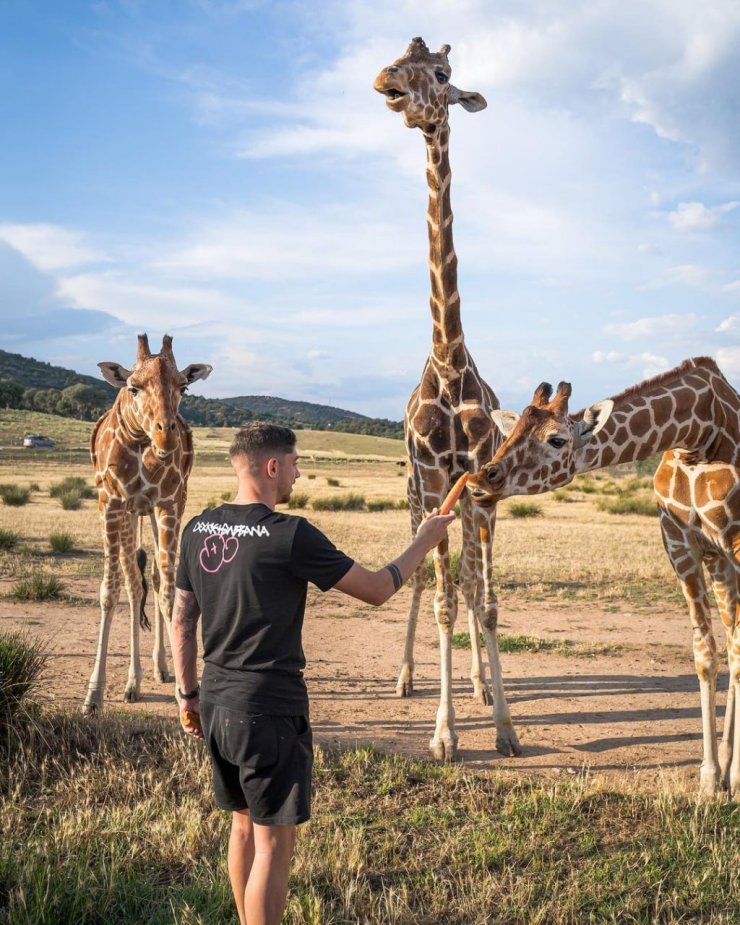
[2,574,717,794]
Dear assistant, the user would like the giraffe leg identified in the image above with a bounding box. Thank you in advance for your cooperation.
[429,538,459,761]
[705,554,737,789]
[459,501,491,705]
[120,512,144,703]
[475,509,521,757]
[153,506,179,687]
[83,503,123,715]
[729,633,740,799]
[149,513,169,683]
[396,566,424,697]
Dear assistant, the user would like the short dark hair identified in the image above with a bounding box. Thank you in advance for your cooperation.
[229,422,296,460]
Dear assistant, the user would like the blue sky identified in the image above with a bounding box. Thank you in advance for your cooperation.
[1,0,739,418]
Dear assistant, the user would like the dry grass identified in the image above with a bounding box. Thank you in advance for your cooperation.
[2,710,740,924]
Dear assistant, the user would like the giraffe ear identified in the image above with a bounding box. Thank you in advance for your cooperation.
[449,86,487,112]
[491,409,520,438]
[181,363,213,384]
[573,399,614,448]
[98,362,131,389]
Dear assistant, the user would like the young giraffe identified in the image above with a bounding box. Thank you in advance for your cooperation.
[83,334,211,714]
[374,37,521,760]
[467,357,740,798]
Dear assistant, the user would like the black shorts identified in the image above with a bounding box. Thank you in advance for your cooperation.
[199,701,313,825]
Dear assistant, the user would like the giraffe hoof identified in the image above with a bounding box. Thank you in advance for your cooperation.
[473,684,492,706]
[496,729,522,758]
[429,738,459,762]
[154,669,171,684]
[82,700,99,717]
[123,688,140,704]
[396,679,414,698]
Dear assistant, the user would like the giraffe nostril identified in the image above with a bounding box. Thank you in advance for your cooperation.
[156,422,164,431]
[387,65,399,73]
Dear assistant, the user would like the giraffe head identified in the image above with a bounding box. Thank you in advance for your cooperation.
[466,382,614,506]
[373,37,486,132]
[98,334,212,458]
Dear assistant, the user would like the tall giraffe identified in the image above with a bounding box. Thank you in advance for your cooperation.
[83,334,211,714]
[374,38,521,760]
[467,357,740,798]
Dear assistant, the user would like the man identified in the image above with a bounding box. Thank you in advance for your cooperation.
[172,422,455,925]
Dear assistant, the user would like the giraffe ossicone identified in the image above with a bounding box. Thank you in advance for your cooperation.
[468,356,740,799]
[375,39,521,761]
[83,333,211,715]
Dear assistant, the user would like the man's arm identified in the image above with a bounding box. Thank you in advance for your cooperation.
[334,509,456,606]
[172,588,203,734]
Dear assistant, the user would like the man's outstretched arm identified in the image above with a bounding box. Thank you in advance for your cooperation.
[172,588,203,735]
[334,509,456,606]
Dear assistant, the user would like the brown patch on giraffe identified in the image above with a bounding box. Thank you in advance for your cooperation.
[651,395,674,423]
[671,466,690,504]
[630,409,652,438]
[702,505,729,532]
[654,463,672,497]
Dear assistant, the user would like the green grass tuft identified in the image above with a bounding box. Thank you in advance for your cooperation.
[0,483,31,506]
[0,630,47,735]
[0,529,21,551]
[10,573,65,601]
[311,494,366,512]
[509,502,543,519]
[367,499,396,512]
[58,490,82,510]
[326,477,341,487]
[288,492,310,510]
[597,495,659,516]
[49,476,95,500]
[49,532,75,554]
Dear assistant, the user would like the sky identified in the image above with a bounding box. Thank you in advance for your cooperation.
[1,0,739,419]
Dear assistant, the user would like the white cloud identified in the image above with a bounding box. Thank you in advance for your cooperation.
[717,314,740,332]
[604,313,696,341]
[640,265,710,290]
[722,281,740,294]
[0,223,106,272]
[716,346,740,377]
[592,350,624,363]
[666,200,739,232]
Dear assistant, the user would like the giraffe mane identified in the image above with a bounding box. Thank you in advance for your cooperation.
[606,357,720,405]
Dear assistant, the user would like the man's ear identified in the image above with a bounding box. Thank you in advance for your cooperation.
[266,457,278,478]
[491,409,520,438]
[98,362,131,389]
[573,400,614,449]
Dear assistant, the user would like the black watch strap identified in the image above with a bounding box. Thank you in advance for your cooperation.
[178,685,200,700]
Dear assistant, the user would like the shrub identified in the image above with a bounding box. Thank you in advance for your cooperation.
[28,482,40,493]
[426,550,461,585]
[0,631,47,733]
[220,491,232,501]
[574,477,597,494]
[49,477,95,500]
[396,498,410,510]
[367,499,396,512]
[59,490,82,511]
[596,496,658,516]
[10,573,65,601]
[636,453,662,477]
[307,473,317,480]
[288,492,310,510]
[49,532,75,554]
[509,502,543,519]
[553,490,579,504]
[0,529,20,551]
[311,494,366,512]
[327,477,341,487]
[0,484,30,507]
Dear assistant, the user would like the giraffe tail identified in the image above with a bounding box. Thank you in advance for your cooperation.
[136,545,151,631]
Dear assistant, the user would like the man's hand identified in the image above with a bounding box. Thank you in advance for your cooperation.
[177,691,204,738]
[415,508,457,553]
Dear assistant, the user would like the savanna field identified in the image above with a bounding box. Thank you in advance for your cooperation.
[2,410,740,924]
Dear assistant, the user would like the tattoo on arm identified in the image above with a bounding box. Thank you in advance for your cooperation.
[173,590,201,641]
[386,563,403,592]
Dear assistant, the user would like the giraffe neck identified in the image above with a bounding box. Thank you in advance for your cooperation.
[575,364,723,473]
[114,391,149,446]
[424,125,464,364]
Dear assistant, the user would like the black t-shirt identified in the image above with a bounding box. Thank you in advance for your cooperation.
[176,502,354,714]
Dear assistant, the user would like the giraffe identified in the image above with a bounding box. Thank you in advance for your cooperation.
[83,333,211,714]
[374,38,521,760]
[466,356,740,798]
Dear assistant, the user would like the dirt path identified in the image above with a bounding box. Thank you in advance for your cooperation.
[2,578,714,792]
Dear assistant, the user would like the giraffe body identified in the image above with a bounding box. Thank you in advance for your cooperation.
[375,38,520,759]
[83,334,211,714]
[468,357,740,797]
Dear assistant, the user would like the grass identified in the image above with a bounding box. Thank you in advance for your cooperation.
[49,476,95,500]
[327,477,341,487]
[0,631,47,736]
[426,550,461,585]
[49,532,75,554]
[596,496,659,517]
[312,493,366,512]
[367,498,396,512]
[288,492,310,510]
[10,573,65,601]
[451,632,623,657]
[0,484,31,507]
[508,502,543,519]
[58,490,82,510]
[0,529,20,551]
[2,711,740,924]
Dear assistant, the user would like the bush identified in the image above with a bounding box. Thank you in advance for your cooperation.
[307,473,316,480]
[288,492,310,509]
[49,532,75,554]
[327,478,341,487]
[396,499,410,511]
[509,502,543,519]
[49,477,95,500]
[636,452,662,477]
[10,574,65,601]
[425,550,461,585]
[220,491,232,501]
[28,482,40,493]
[552,490,579,504]
[0,631,47,734]
[311,494,366,512]
[0,484,31,507]
[367,499,396,512]
[596,496,659,516]
[59,490,82,511]
[0,529,20,551]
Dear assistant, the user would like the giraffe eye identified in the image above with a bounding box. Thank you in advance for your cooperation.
[179,385,188,395]
[127,386,140,397]
[435,71,448,84]
[548,437,566,449]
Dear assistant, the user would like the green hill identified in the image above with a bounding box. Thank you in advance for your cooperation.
[222,395,366,424]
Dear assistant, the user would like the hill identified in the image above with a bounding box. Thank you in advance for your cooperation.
[0,349,403,437]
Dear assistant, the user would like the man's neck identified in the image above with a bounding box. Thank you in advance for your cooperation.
[231,482,276,510]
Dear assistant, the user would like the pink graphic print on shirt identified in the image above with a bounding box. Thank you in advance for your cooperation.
[199,534,239,573]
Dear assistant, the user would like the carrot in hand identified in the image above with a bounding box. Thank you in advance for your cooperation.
[181,709,203,736]
[439,472,469,515]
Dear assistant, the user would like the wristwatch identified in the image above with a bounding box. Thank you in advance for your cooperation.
[178,685,200,700]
